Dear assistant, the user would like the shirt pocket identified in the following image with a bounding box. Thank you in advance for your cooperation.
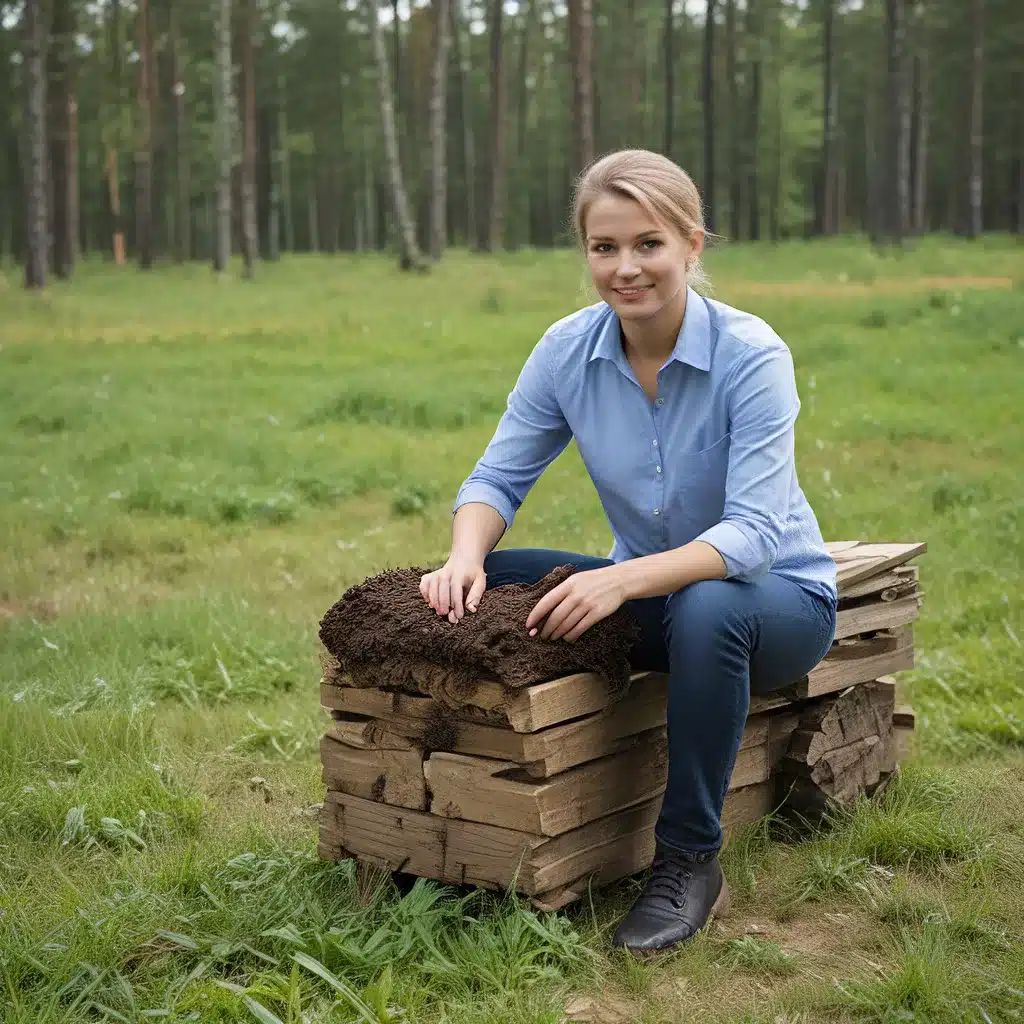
[670,432,731,536]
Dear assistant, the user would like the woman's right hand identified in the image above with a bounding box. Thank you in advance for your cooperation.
[419,556,487,624]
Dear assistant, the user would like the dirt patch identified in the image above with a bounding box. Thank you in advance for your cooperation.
[319,564,639,701]
[717,905,878,964]
[564,990,642,1023]
[0,596,59,621]
[724,275,1014,298]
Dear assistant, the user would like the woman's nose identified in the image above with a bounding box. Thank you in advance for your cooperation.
[616,257,640,277]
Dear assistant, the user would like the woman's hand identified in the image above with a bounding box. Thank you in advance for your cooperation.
[525,566,627,643]
[420,556,487,624]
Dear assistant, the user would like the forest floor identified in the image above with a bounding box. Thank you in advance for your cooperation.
[1,236,1023,1023]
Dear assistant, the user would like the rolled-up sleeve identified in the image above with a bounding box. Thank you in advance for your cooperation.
[454,335,573,529]
[696,345,799,582]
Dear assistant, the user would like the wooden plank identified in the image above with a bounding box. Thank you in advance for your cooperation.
[319,777,778,898]
[835,594,920,640]
[791,629,915,699]
[503,672,618,732]
[894,703,916,729]
[834,542,926,588]
[721,779,776,830]
[840,570,916,601]
[528,781,775,911]
[425,729,769,836]
[322,684,509,728]
[448,801,663,894]
[320,793,448,878]
[425,731,669,836]
[320,734,426,811]
[523,689,769,778]
[825,541,863,555]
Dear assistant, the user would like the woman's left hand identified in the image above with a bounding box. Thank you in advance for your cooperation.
[525,566,627,643]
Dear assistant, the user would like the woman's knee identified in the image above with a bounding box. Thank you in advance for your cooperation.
[665,579,753,648]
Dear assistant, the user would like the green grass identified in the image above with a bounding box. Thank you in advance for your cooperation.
[2,239,1023,1022]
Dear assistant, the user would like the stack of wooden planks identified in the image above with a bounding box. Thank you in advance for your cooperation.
[318,541,924,910]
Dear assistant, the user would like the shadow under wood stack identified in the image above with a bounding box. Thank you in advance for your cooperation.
[317,540,924,910]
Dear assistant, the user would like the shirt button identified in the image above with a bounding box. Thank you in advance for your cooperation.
[652,439,659,448]
[655,398,664,407]
[656,465,662,474]
[653,508,661,516]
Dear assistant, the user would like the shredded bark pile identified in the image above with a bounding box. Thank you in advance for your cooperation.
[319,564,639,701]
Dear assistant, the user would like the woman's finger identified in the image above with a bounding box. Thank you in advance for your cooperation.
[450,575,465,621]
[465,572,486,613]
[527,582,568,632]
[437,571,452,615]
[550,602,589,642]
[539,595,579,640]
[563,609,599,643]
[427,573,442,614]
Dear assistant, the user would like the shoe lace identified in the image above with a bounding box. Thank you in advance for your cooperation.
[643,854,694,908]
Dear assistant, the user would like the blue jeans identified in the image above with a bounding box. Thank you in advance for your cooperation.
[484,548,838,854]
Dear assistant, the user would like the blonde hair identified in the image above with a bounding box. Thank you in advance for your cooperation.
[572,149,712,293]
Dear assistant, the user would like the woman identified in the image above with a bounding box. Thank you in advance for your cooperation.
[419,149,838,953]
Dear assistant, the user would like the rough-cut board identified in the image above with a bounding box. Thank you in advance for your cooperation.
[831,542,927,591]
[319,781,776,897]
[789,628,915,698]
[321,732,427,811]
[834,594,921,640]
[840,564,920,602]
[424,732,669,836]
[424,728,770,836]
[328,674,769,779]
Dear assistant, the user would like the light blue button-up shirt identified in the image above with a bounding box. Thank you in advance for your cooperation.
[454,288,838,603]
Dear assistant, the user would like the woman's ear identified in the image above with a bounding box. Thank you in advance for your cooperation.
[688,228,706,260]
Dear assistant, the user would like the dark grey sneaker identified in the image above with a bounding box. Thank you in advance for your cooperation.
[611,845,730,952]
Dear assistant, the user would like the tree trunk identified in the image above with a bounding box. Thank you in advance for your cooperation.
[450,2,476,247]
[213,0,232,272]
[171,1,190,262]
[627,0,641,143]
[663,0,675,159]
[911,44,929,235]
[568,0,595,179]
[136,0,154,269]
[48,0,77,279]
[484,0,507,252]
[747,0,762,241]
[820,0,839,235]
[768,0,782,242]
[277,75,294,253]
[882,0,909,242]
[23,0,48,288]
[428,0,451,259]
[263,103,280,261]
[726,0,740,239]
[240,0,258,278]
[1017,72,1024,234]
[106,0,125,264]
[966,0,984,238]
[702,0,717,233]
[366,0,424,270]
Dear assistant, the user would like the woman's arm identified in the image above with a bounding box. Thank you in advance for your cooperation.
[452,334,573,530]
[423,333,572,621]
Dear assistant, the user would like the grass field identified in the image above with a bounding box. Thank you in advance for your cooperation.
[1,236,1022,1023]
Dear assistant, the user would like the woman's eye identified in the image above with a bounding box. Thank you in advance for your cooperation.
[641,239,662,250]
[593,244,614,254]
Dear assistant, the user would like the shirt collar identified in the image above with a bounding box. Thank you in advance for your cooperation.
[589,287,712,372]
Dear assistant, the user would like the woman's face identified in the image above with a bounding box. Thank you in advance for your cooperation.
[584,193,703,323]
